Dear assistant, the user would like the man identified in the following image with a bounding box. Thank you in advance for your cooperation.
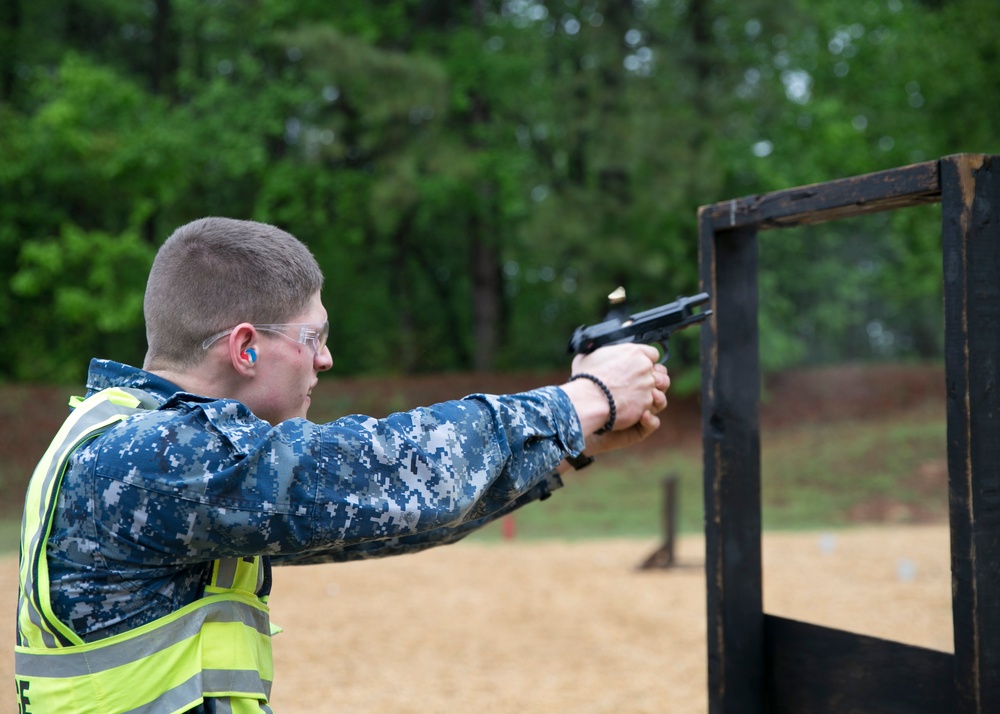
[16,217,670,713]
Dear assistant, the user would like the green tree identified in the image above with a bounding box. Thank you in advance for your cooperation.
[2,0,999,383]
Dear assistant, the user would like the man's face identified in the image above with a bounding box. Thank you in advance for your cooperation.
[250,291,332,424]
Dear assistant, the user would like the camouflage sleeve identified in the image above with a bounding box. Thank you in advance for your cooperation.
[87,385,583,566]
[272,386,580,563]
[273,472,562,565]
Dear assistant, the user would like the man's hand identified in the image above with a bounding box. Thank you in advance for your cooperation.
[585,407,664,455]
[560,343,670,452]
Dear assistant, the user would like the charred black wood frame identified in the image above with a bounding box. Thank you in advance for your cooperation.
[698,153,1000,714]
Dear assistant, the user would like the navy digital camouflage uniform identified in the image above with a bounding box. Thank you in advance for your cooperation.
[47,358,579,648]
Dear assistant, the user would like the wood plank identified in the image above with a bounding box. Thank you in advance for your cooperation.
[764,615,955,714]
[700,215,764,714]
[703,160,941,231]
[941,153,1000,714]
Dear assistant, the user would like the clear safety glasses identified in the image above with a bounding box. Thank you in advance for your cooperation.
[202,321,330,355]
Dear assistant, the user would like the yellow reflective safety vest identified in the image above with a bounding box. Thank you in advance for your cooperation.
[15,387,277,714]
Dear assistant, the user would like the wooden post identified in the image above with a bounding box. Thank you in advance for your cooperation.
[941,153,1000,713]
[700,214,764,714]
[639,474,679,569]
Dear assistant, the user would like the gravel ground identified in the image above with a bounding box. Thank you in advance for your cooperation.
[3,525,952,713]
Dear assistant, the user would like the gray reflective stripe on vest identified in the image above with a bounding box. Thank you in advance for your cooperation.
[214,557,265,593]
[15,598,271,678]
[120,674,203,714]
[119,670,273,714]
[21,395,142,648]
[116,387,162,410]
[209,696,275,714]
[215,558,239,589]
[216,558,260,590]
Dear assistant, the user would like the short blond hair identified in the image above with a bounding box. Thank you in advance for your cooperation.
[144,217,324,367]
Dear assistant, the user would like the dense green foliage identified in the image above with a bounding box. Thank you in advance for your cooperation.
[2,0,996,383]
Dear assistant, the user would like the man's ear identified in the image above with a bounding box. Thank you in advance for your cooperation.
[229,324,258,375]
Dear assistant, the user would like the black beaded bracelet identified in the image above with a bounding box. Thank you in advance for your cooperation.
[568,373,616,434]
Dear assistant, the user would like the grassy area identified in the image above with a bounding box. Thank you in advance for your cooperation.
[472,409,948,541]
[757,415,946,530]
[0,410,948,555]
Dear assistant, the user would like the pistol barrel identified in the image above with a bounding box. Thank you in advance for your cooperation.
[568,292,712,356]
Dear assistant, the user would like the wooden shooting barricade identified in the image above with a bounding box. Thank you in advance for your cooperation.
[698,153,1000,713]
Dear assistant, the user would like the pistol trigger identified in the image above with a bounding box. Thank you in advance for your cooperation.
[658,342,671,364]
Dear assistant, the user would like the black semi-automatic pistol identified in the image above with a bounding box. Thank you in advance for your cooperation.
[568,289,712,363]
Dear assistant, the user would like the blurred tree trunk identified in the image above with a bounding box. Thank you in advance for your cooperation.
[391,211,418,373]
[470,207,501,371]
[150,0,178,98]
[468,0,502,372]
[0,0,19,100]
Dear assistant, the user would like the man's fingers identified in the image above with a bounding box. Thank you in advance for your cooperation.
[651,388,667,413]
[640,344,661,363]
[638,410,660,437]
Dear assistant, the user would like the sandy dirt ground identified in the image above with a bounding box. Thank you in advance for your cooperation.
[3,525,953,714]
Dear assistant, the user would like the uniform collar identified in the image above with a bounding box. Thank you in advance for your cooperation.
[84,359,184,407]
